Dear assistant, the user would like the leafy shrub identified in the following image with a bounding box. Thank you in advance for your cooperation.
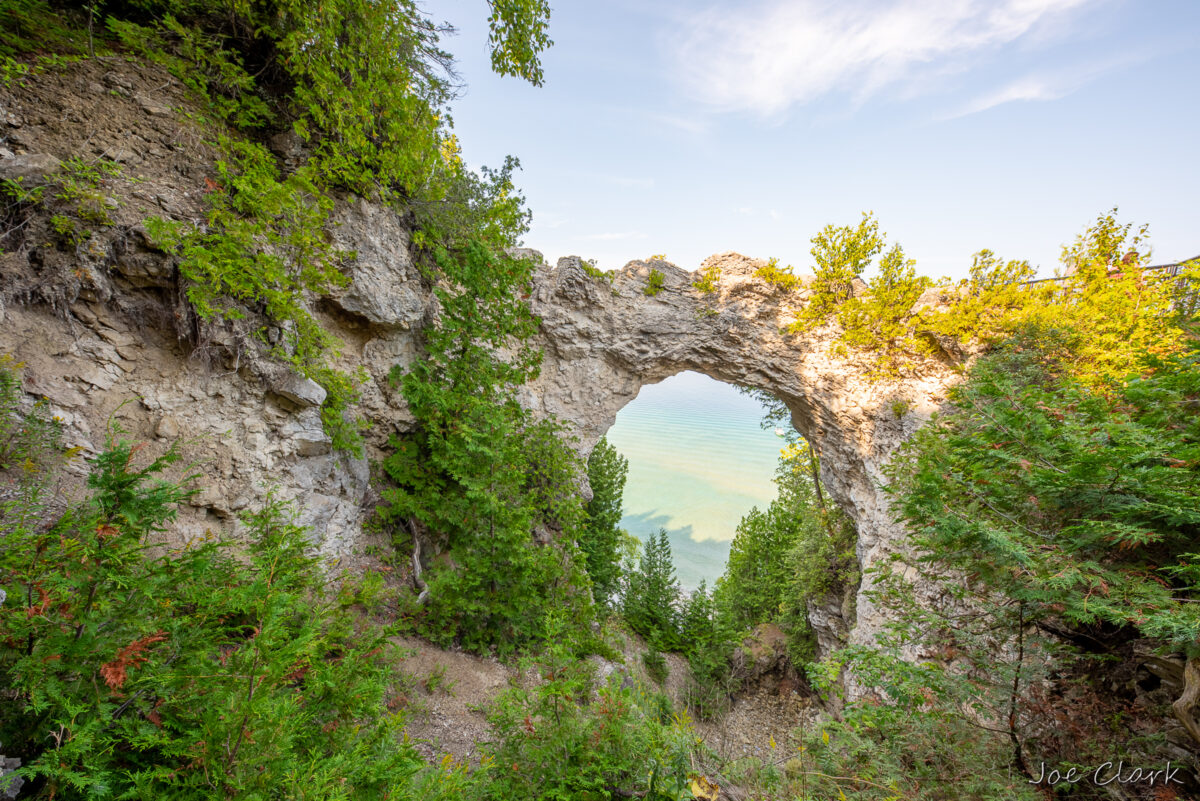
[819,327,1200,797]
[0,0,90,59]
[785,209,1200,382]
[754,256,801,291]
[644,268,665,296]
[581,258,612,283]
[0,424,421,798]
[643,647,668,684]
[888,335,1200,664]
[796,644,1042,801]
[476,615,697,800]
[836,243,931,376]
[692,263,720,294]
[0,356,62,475]
[107,15,272,129]
[144,138,366,453]
[791,212,882,330]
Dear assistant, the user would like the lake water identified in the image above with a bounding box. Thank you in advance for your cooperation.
[603,371,787,591]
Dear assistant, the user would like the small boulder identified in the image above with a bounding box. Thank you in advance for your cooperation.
[0,152,62,183]
[270,372,327,408]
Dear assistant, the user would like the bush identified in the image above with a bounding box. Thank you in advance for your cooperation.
[643,647,668,684]
[644,268,665,296]
[754,257,801,291]
[692,263,720,294]
[0,418,421,797]
[476,615,697,801]
[790,212,882,330]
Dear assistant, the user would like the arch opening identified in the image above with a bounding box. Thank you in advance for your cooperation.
[602,370,793,591]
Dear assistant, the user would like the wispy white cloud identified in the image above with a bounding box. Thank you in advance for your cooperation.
[672,0,1097,115]
[952,75,1067,116]
[946,49,1154,118]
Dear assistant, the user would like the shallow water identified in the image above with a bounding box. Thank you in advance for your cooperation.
[603,371,787,591]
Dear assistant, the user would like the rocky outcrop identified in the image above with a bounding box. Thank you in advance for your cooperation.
[522,253,958,651]
[0,57,961,661]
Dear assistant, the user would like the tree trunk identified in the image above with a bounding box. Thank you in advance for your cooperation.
[1172,656,1200,746]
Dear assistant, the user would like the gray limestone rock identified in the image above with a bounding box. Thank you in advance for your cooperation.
[0,152,62,183]
[270,372,327,408]
[328,199,426,328]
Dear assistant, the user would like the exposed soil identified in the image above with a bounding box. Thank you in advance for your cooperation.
[394,624,819,780]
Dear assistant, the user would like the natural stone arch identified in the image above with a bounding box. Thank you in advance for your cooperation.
[520,251,960,654]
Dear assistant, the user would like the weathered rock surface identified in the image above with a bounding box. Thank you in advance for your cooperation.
[0,57,961,668]
[522,252,958,651]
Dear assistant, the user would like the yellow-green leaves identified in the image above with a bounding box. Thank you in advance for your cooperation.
[793,211,884,330]
[486,0,553,86]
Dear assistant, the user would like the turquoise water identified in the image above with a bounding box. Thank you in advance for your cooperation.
[604,371,787,591]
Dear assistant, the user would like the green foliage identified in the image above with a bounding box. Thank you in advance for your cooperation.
[581,437,628,608]
[692,263,720,294]
[796,643,1042,801]
[808,326,1200,798]
[0,1,91,59]
[785,212,934,375]
[0,54,30,87]
[791,212,882,329]
[0,356,63,476]
[476,615,697,801]
[915,248,1036,343]
[782,209,1197,384]
[644,268,665,296]
[107,15,272,128]
[3,155,120,253]
[622,529,680,648]
[918,210,1196,388]
[145,138,365,453]
[676,582,734,720]
[643,646,668,684]
[0,426,422,798]
[381,244,592,655]
[837,243,932,376]
[754,256,802,291]
[53,155,121,225]
[101,0,554,451]
[486,0,553,86]
[714,442,856,664]
[581,259,612,283]
[887,335,1200,654]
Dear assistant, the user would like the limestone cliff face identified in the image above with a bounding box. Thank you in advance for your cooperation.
[522,253,958,652]
[0,59,960,659]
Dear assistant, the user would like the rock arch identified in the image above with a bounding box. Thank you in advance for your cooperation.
[522,251,959,652]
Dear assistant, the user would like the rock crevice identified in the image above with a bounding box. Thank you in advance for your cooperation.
[0,58,960,658]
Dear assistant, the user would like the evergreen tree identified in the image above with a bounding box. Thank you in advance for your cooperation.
[581,437,628,608]
[714,442,855,656]
[381,244,592,655]
[622,530,681,648]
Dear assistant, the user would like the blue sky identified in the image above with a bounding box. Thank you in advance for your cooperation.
[428,0,1199,280]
